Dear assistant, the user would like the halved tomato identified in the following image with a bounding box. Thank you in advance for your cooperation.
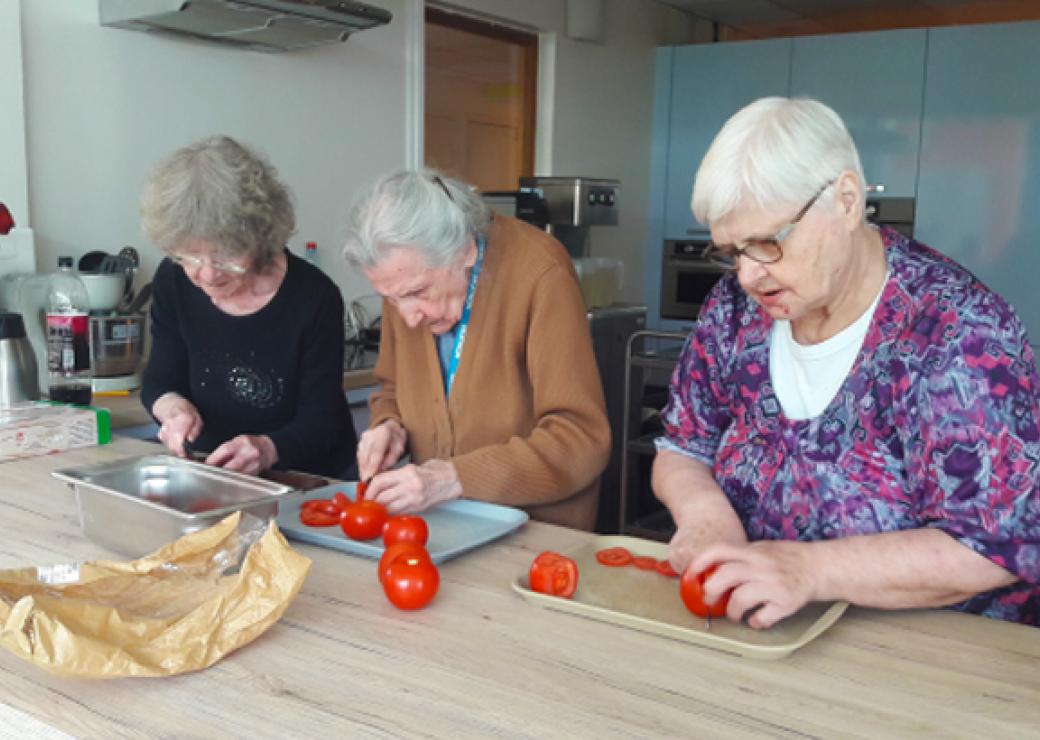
[528,551,579,599]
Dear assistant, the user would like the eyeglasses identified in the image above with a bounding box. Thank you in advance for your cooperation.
[170,253,249,276]
[704,179,835,269]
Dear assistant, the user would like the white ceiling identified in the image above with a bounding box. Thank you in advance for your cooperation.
[659,0,1037,36]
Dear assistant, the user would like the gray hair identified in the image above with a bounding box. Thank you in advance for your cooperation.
[343,169,491,269]
[691,97,866,225]
[140,135,295,271]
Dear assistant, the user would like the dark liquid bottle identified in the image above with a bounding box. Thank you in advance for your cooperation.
[46,256,93,406]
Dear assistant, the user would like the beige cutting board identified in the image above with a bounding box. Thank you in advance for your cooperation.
[513,535,847,660]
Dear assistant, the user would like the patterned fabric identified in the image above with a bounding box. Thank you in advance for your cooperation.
[660,228,1040,624]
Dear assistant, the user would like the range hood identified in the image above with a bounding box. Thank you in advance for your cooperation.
[99,0,392,53]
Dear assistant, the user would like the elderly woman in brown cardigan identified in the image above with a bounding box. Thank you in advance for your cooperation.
[342,169,610,530]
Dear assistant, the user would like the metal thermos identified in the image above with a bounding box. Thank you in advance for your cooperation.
[0,312,41,405]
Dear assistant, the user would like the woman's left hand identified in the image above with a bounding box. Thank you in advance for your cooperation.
[365,459,463,515]
[206,435,278,476]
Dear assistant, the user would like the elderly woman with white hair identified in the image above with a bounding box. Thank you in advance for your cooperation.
[140,135,357,477]
[654,97,1040,627]
[343,170,610,530]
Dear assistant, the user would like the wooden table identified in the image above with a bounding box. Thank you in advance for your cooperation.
[1,439,1038,738]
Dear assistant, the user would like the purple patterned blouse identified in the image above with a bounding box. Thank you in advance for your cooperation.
[660,228,1040,624]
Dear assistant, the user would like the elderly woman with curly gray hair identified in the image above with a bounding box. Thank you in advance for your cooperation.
[140,135,357,477]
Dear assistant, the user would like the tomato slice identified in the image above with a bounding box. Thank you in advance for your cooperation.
[356,480,368,502]
[528,551,579,599]
[632,556,658,571]
[302,498,341,517]
[299,507,341,527]
[595,547,634,567]
[655,560,679,578]
[332,491,351,512]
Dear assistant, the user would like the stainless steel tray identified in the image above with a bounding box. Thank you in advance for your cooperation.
[52,454,296,556]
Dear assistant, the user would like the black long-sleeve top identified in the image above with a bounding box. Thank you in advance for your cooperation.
[141,252,357,477]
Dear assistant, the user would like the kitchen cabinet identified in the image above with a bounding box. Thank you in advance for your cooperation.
[663,39,792,239]
[915,21,1040,350]
[790,29,926,197]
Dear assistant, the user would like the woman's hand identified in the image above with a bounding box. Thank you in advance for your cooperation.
[153,393,204,458]
[689,541,819,630]
[356,418,408,481]
[365,459,462,515]
[205,435,278,476]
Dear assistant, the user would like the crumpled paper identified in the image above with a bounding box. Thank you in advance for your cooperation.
[0,512,310,678]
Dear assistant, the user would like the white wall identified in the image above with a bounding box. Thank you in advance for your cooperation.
[17,0,695,305]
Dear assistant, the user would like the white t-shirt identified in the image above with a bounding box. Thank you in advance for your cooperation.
[769,276,888,420]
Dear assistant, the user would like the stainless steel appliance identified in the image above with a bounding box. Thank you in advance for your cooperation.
[660,237,726,321]
[866,196,915,237]
[0,312,40,405]
[90,313,146,385]
[99,0,392,53]
[517,176,619,258]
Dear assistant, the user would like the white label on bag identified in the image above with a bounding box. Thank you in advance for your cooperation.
[36,562,81,585]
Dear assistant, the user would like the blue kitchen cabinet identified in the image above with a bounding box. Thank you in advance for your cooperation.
[663,39,792,239]
[790,29,926,197]
[916,21,1040,350]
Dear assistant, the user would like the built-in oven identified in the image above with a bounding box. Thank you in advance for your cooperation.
[660,237,727,321]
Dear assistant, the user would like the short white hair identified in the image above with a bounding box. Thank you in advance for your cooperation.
[343,169,491,269]
[691,97,865,224]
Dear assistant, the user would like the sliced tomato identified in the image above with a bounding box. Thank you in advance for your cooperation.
[632,555,658,571]
[528,551,579,599]
[332,491,351,512]
[302,498,341,517]
[595,546,634,567]
[655,560,679,578]
[299,507,341,527]
[356,480,368,502]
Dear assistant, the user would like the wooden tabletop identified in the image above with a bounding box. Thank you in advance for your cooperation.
[1,439,1038,738]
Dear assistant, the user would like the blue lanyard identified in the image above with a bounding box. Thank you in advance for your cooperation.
[445,236,485,395]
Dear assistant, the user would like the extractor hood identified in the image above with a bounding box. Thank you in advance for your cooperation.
[99,0,392,53]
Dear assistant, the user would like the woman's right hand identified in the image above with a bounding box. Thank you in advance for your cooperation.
[153,392,204,458]
[357,418,408,482]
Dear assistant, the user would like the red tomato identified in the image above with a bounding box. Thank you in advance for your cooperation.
[302,498,341,517]
[379,542,430,584]
[655,560,679,578]
[340,499,389,540]
[355,480,368,501]
[632,556,658,571]
[680,564,732,619]
[595,547,634,567]
[383,516,429,548]
[332,491,351,512]
[383,553,440,610]
[299,507,341,527]
[528,551,579,599]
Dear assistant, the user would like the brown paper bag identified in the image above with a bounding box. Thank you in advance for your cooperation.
[0,512,310,678]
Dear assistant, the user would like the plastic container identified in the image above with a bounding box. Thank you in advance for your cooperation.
[304,241,319,266]
[45,256,93,405]
[572,257,623,309]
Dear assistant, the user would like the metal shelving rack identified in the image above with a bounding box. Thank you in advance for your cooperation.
[618,329,688,540]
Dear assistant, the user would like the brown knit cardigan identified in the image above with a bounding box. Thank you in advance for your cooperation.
[368,215,610,530]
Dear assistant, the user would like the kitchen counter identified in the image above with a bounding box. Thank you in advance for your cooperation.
[1,438,1038,737]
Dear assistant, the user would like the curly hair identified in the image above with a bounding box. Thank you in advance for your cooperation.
[140,135,295,271]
